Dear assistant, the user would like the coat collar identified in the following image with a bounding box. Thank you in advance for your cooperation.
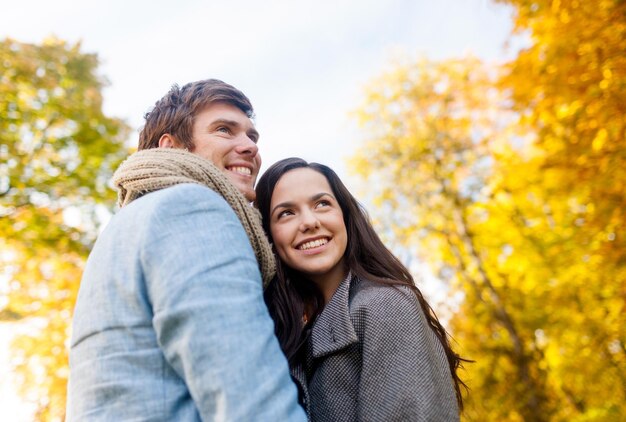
[310,272,359,358]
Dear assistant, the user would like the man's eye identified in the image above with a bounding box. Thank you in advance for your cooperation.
[216,126,230,133]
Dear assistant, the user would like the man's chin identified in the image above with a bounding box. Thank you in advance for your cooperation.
[242,192,255,202]
[222,171,256,201]
[231,181,255,202]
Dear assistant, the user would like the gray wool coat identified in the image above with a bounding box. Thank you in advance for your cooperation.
[291,274,459,422]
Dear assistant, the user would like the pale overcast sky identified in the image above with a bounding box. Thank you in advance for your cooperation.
[1,0,520,183]
[1,1,521,418]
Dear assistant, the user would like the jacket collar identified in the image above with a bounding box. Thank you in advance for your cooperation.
[310,272,358,358]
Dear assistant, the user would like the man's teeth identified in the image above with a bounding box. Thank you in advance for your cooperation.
[299,238,328,250]
[229,166,251,175]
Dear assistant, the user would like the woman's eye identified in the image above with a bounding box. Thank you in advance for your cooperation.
[316,200,330,208]
[277,210,293,219]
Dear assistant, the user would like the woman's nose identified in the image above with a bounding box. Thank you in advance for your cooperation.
[299,211,321,232]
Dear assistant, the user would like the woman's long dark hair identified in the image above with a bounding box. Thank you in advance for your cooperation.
[255,157,467,408]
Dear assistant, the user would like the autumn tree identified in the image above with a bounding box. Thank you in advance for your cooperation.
[351,56,555,420]
[351,1,625,420]
[496,0,626,419]
[0,37,130,421]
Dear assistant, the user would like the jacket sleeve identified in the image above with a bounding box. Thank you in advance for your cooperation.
[355,285,460,422]
[141,184,306,422]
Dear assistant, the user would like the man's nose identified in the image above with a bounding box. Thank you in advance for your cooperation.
[234,134,259,157]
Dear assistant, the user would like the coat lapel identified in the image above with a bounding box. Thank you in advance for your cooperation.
[310,273,358,358]
[290,361,311,420]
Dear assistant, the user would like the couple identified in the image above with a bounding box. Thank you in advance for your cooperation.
[67,79,464,421]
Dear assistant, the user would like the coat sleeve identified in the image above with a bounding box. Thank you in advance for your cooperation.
[142,184,306,422]
[355,285,459,422]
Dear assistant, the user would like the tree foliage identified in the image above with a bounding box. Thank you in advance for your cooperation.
[0,37,130,421]
[351,1,625,420]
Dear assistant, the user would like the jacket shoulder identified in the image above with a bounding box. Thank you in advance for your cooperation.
[124,183,230,214]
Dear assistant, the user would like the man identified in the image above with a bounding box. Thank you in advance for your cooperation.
[67,79,306,421]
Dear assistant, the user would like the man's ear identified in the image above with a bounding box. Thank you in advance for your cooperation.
[158,133,179,148]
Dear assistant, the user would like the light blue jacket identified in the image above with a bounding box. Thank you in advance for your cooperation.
[68,184,305,421]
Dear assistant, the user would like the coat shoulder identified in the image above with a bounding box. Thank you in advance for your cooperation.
[349,278,419,320]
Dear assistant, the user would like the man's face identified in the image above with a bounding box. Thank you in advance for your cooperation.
[190,102,261,201]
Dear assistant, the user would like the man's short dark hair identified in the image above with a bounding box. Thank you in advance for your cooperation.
[138,79,254,150]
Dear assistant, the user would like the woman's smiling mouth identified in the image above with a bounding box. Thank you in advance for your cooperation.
[297,237,331,251]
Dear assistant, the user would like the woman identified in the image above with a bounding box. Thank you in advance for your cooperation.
[255,158,465,421]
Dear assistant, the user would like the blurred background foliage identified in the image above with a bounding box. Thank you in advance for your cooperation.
[0,38,130,420]
[352,0,625,420]
[1,0,624,420]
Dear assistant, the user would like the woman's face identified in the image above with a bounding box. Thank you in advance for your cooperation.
[268,168,348,287]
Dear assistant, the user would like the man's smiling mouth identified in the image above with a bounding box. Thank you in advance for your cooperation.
[227,166,252,176]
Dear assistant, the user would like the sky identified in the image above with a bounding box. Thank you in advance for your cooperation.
[0,0,520,418]
[1,0,520,184]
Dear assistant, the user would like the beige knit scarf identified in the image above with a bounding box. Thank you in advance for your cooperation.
[112,148,275,286]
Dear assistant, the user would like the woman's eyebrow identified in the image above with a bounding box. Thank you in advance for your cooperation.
[271,201,294,216]
[270,192,335,216]
[311,192,334,201]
